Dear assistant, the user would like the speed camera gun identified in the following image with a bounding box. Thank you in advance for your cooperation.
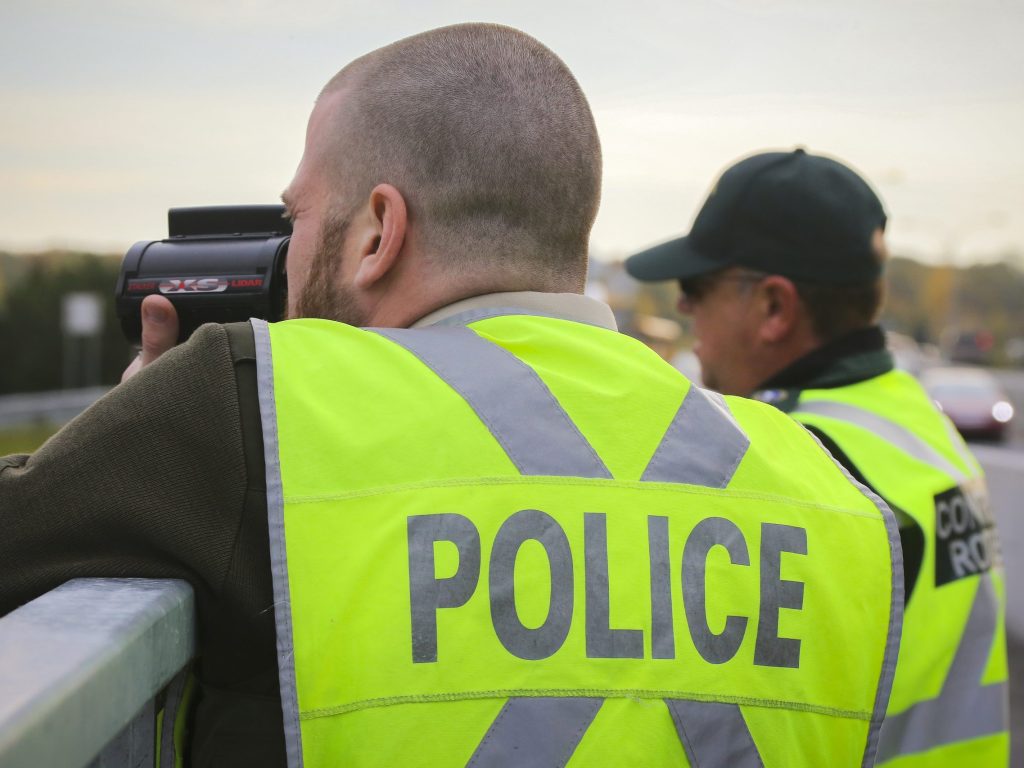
[115,205,290,343]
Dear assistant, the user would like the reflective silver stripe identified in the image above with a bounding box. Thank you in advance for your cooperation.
[944,575,1001,697]
[374,327,612,479]
[880,683,1007,764]
[665,699,763,767]
[642,386,749,488]
[467,697,602,768]
[801,428,904,768]
[877,573,1007,762]
[938,413,982,475]
[794,400,968,482]
[252,319,304,768]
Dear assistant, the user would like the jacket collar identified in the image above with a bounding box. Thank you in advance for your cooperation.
[752,326,894,411]
[412,291,618,331]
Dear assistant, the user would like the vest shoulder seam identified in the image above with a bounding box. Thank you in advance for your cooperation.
[296,688,872,722]
[282,475,884,521]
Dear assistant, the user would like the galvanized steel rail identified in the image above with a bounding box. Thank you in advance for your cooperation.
[0,578,195,768]
[0,386,110,429]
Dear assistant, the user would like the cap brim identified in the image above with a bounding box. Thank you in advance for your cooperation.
[624,236,728,282]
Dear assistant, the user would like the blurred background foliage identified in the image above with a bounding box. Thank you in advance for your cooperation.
[886,258,1024,353]
[1,249,1024,397]
[595,254,1024,367]
[0,251,130,394]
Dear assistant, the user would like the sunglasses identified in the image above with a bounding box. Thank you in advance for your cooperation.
[678,271,767,304]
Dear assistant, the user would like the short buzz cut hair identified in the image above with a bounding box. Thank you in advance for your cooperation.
[320,24,602,290]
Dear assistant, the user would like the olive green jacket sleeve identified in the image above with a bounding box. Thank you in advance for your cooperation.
[0,322,285,767]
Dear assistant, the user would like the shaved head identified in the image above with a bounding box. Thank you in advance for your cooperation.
[316,24,602,291]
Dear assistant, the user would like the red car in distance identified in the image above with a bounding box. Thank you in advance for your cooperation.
[920,366,1015,442]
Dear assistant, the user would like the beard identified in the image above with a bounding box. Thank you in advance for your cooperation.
[290,214,370,327]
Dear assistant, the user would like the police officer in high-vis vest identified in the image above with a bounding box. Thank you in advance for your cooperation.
[626,148,1009,766]
[0,28,901,768]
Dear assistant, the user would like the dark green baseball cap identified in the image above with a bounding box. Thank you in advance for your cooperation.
[625,148,888,285]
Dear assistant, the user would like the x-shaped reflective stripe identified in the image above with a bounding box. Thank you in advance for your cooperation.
[877,573,1007,761]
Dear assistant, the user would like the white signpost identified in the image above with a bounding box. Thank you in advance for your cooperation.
[61,292,104,388]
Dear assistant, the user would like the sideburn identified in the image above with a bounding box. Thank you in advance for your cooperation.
[291,216,369,326]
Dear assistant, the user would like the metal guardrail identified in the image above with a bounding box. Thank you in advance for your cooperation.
[0,387,111,429]
[0,579,195,768]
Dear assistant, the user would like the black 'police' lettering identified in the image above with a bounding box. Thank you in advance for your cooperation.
[407,510,808,668]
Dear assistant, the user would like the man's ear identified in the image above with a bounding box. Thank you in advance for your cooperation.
[353,183,408,290]
[755,275,803,344]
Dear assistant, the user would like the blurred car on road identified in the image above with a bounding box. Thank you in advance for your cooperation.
[920,366,1015,442]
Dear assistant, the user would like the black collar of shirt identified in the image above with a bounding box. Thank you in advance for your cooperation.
[751,326,894,411]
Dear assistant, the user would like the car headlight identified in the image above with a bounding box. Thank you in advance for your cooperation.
[992,401,1014,423]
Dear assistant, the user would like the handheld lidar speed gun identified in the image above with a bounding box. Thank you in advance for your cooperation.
[115,205,290,343]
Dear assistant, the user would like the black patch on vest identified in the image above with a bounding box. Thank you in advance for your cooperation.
[934,485,999,587]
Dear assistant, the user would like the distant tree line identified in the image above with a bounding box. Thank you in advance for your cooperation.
[0,252,131,394]
[886,258,1024,359]
[2,249,1024,395]
[601,254,1024,366]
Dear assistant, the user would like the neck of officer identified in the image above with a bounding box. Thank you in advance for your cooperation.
[360,261,582,330]
[745,322,825,397]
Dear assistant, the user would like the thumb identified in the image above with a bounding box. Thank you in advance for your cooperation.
[139,294,180,367]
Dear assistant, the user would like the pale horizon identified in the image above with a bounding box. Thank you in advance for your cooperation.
[2,1,1023,267]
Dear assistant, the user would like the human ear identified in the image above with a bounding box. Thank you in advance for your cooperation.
[756,276,802,344]
[353,184,408,289]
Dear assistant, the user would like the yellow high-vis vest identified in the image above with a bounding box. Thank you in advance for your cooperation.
[791,369,1008,767]
[253,311,903,767]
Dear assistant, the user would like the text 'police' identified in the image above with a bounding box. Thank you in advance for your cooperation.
[408,510,807,668]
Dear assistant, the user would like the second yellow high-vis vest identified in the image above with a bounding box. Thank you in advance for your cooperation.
[791,369,1008,767]
[253,311,903,767]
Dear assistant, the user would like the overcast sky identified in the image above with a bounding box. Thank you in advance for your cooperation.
[2,0,1023,264]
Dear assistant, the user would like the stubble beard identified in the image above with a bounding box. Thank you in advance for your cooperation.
[291,215,370,327]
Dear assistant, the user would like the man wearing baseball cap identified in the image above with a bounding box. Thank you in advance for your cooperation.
[627,148,1009,766]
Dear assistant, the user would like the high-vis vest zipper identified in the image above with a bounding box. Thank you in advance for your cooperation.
[791,369,1009,767]
[254,312,903,768]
